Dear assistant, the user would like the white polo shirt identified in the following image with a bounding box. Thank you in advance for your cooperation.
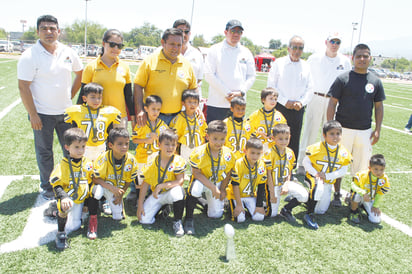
[18,40,83,115]
[267,55,313,106]
[307,52,351,93]
[204,39,256,108]
[184,44,204,82]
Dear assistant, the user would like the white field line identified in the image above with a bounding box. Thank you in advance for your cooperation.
[0,87,5,90]
[385,104,412,112]
[0,60,17,64]
[386,94,412,101]
[0,98,21,121]
[371,122,411,135]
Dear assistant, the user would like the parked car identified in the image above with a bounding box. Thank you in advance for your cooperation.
[368,68,386,78]
[401,72,412,80]
[123,47,135,59]
[71,44,84,56]
[87,45,98,56]
[0,40,13,52]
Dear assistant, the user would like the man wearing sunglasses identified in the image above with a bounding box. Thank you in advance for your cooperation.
[267,35,313,167]
[204,19,256,123]
[297,33,351,206]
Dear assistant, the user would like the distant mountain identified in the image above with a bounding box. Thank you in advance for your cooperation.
[367,36,412,59]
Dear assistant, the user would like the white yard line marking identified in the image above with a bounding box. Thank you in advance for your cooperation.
[386,94,412,101]
[0,98,21,121]
[0,87,5,90]
[371,122,411,135]
[0,60,17,64]
[385,104,412,112]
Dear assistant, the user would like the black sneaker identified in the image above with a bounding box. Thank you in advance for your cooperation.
[184,218,195,235]
[280,207,296,222]
[331,192,342,207]
[304,213,319,230]
[55,232,69,250]
[41,189,55,200]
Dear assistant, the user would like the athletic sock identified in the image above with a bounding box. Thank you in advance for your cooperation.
[284,198,300,211]
[173,200,185,220]
[185,195,197,219]
[57,215,67,232]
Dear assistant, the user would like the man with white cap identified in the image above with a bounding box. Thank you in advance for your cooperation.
[204,19,256,123]
[297,32,351,206]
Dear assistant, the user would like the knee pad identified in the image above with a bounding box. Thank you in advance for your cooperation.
[252,212,265,222]
[91,184,104,200]
[237,212,246,223]
[352,193,362,203]
[169,186,185,202]
[189,180,203,198]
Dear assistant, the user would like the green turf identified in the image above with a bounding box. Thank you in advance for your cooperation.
[0,58,411,273]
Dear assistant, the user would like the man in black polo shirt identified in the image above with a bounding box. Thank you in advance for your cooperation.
[327,43,385,205]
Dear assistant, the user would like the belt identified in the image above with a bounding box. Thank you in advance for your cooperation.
[160,112,180,116]
[314,92,330,98]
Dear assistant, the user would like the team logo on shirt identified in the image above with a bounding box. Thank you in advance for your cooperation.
[117,67,125,75]
[177,70,185,79]
[258,166,265,175]
[199,119,204,126]
[336,64,344,70]
[245,124,251,132]
[378,179,385,186]
[159,125,168,132]
[341,151,348,157]
[85,162,93,171]
[365,83,375,94]
[239,58,247,64]
[64,56,72,64]
[287,153,293,161]
[168,164,174,172]
[224,153,232,161]
[275,114,282,122]
[124,164,132,172]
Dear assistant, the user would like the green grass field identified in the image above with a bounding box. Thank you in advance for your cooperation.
[0,57,411,273]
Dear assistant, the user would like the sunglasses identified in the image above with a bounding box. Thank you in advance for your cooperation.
[290,46,304,51]
[183,30,190,34]
[106,41,124,49]
[329,40,341,45]
[230,29,243,34]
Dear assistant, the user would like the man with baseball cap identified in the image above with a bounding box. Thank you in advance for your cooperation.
[297,32,351,206]
[204,19,256,123]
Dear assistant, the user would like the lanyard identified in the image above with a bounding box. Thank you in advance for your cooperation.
[231,115,243,151]
[183,111,197,148]
[208,144,221,184]
[157,154,175,185]
[323,142,339,173]
[369,172,379,199]
[245,157,257,196]
[68,157,82,200]
[260,108,274,137]
[274,145,286,185]
[110,150,125,186]
[146,116,160,153]
[87,105,100,142]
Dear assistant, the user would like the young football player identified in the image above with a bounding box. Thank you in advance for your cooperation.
[303,120,352,229]
[132,95,168,188]
[248,88,287,153]
[348,154,390,224]
[50,128,95,250]
[137,129,187,236]
[184,120,236,235]
[64,82,121,161]
[264,124,308,221]
[227,137,267,222]
[223,97,252,160]
[169,89,207,162]
[92,128,139,223]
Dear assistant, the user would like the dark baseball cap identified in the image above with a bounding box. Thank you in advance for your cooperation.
[226,19,244,30]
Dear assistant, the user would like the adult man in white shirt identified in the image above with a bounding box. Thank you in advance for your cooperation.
[297,33,351,206]
[18,15,83,200]
[267,35,313,165]
[204,19,256,123]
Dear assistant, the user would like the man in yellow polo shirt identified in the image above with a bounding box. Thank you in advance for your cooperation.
[134,28,197,126]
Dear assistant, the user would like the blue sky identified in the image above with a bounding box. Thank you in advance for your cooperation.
[1,0,410,56]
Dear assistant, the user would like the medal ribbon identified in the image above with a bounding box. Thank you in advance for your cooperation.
[274,145,286,185]
[146,115,160,152]
[68,157,82,199]
[245,157,257,196]
[368,171,379,199]
[183,111,196,146]
[110,150,125,186]
[324,142,339,173]
[87,105,100,141]
[231,115,243,151]
[157,154,175,186]
[260,108,274,137]
[208,144,221,184]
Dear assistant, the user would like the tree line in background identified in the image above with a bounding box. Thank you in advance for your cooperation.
[1,20,411,71]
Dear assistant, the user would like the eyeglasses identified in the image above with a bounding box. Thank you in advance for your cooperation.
[105,41,124,49]
[230,29,243,35]
[329,40,341,45]
[290,46,304,51]
[183,30,190,34]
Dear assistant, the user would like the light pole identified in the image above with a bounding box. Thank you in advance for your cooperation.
[350,22,358,54]
[358,0,366,43]
[20,20,27,32]
[84,0,91,56]
[190,0,195,27]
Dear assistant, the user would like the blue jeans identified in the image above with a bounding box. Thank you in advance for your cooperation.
[159,113,178,126]
[32,113,72,191]
[206,106,230,124]
[406,114,412,129]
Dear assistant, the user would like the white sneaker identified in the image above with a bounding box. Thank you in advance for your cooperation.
[173,220,184,237]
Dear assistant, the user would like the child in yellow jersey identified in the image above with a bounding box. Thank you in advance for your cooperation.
[170,89,207,162]
[92,128,139,225]
[228,137,267,222]
[349,154,390,224]
[137,129,187,237]
[303,120,352,230]
[223,97,252,160]
[50,128,95,249]
[64,83,121,161]
[132,95,168,187]
[184,120,236,235]
[248,88,287,153]
[264,124,308,221]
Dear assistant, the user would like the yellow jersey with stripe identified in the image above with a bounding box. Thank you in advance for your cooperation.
[189,144,235,183]
[64,104,121,147]
[169,111,207,147]
[353,170,390,197]
[248,108,287,149]
[228,156,267,199]
[142,154,186,192]
[223,116,252,159]
[264,146,295,186]
[50,157,94,204]
[81,56,132,118]
[305,141,352,184]
[134,50,197,114]
[94,151,139,188]
[132,119,169,163]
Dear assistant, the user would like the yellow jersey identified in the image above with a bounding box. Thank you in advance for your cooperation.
[169,111,207,147]
[264,146,295,186]
[223,116,252,159]
[353,170,390,198]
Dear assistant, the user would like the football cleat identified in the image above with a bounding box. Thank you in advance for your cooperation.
[87,215,98,240]
[349,212,360,224]
[101,200,112,215]
[331,192,342,207]
[55,232,69,250]
[304,213,319,230]
[41,190,55,201]
[184,218,195,235]
[173,220,185,237]
[280,207,296,222]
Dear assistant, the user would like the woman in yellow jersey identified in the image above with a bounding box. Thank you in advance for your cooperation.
[77,29,135,129]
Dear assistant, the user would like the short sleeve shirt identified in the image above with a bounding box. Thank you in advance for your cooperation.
[230,156,267,198]
[353,170,390,198]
